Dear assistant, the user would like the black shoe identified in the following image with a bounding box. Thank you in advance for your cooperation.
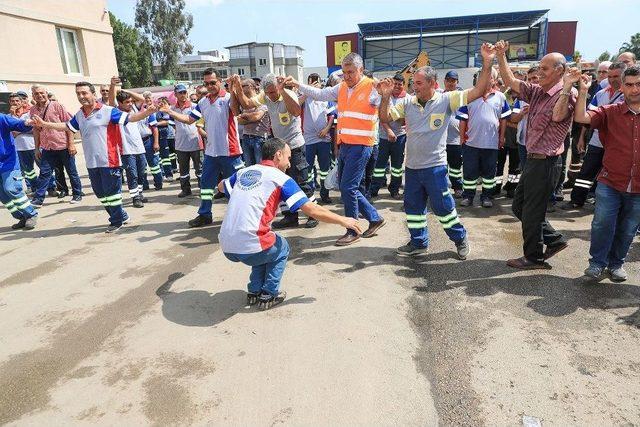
[213,191,226,200]
[154,184,163,191]
[188,215,213,228]
[272,216,299,230]
[396,242,429,257]
[70,195,82,204]
[48,188,59,198]
[257,291,286,310]
[56,190,68,199]
[319,196,333,205]
[11,218,26,230]
[178,190,192,198]
[247,292,260,306]
[305,217,319,228]
[133,198,144,208]
[560,200,582,210]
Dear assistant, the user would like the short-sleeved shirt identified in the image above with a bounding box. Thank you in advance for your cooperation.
[172,101,201,152]
[379,93,407,141]
[14,112,35,151]
[518,81,576,156]
[251,89,305,149]
[242,105,270,139]
[219,161,309,254]
[445,115,460,145]
[30,101,71,151]
[67,103,129,168]
[189,90,241,157]
[117,107,145,155]
[156,111,175,139]
[588,103,640,193]
[137,106,154,139]
[456,91,511,149]
[302,99,332,145]
[390,90,469,170]
[587,87,625,148]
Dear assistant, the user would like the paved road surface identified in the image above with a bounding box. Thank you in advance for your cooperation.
[0,151,638,425]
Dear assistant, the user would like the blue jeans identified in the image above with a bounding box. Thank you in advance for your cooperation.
[338,144,381,235]
[518,144,527,169]
[589,182,640,269]
[87,167,128,226]
[142,136,162,190]
[198,154,244,218]
[305,142,332,200]
[404,166,466,248]
[121,153,148,200]
[0,169,37,220]
[33,148,82,201]
[224,234,290,296]
[372,135,406,195]
[462,145,499,201]
[241,134,265,166]
[359,144,379,200]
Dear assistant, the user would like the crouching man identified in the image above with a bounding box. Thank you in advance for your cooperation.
[218,138,363,309]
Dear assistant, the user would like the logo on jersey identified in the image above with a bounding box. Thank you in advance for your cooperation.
[238,169,262,190]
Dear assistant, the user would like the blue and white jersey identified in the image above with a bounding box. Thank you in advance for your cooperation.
[118,106,145,155]
[456,91,511,149]
[219,162,309,255]
[588,87,624,148]
[14,112,35,151]
[67,103,128,168]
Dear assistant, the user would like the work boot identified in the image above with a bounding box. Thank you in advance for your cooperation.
[188,215,213,228]
[459,198,473,207]
[133,197,144,208]
[11,218,27,230]
[178,190,192,198]
[481,199,493,208]
[455,236,470,260]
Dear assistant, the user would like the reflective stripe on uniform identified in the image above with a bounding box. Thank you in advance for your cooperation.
[463,179,478,190]
[372,167,386,178]
[390,167,404,178]
[406,214,427,229]
[338,111,378,121]
[481,178,496,189]
[339,128,377,137]
[200,189,214,200]
[574,178,593,189]
[436,210,460,229]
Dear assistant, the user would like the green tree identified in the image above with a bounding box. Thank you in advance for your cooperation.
[135,0,193,79]
[620,33,640,60]
[598,51,611,62]
[109,12,153,88]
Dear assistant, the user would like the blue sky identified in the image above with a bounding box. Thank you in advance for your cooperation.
[107,0,639,66]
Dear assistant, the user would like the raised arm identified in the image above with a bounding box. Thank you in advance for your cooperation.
[553,67,579,122]
[467,43,497,103]
[230,75,260,109]
[31,115,68,132]
[279,80,301,117]
[494,41,522,94]
[377,78,395,123]
[574,74,593,125]
[229,88,241,117]
[159,103,196,125]
[108,76,117,107]
[128,104,158,123]
[286,76,340,102]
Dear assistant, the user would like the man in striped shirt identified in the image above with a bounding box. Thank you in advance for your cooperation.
[495,40,575,269]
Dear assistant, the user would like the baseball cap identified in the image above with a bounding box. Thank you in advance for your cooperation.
[174,83,187,92]
[445,70,459,80]
[16,90,28,98]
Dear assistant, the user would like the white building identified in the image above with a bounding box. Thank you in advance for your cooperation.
[225,42,304,81]
[153,49,229,84]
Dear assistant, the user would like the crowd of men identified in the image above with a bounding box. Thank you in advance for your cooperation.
[1,40,639,308]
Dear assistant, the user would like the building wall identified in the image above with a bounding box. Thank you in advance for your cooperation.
[0,0,118,110]
[547,21,577,59]
[254,45,273,77]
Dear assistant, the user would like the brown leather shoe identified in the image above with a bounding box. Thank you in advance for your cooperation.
[544,242,568,260]
[362,218,386,238]
[506,256,551,270]
[335,232,360,246]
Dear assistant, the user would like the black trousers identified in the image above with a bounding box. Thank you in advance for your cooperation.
[284,146,314,220]
[496,128,520,192]
[512,155,566,263]
[176,150,202,192]
[570,145,603,205]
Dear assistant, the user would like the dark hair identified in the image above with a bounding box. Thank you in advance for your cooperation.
[75,81,95,93]
[9,93,20,99]
[261,138,287,160]
[203,68,216,77]
[610,62,628,72]
[623,65,640,80]
[116,91,131,103]
[527,66,539,74]
[393,73,404,82]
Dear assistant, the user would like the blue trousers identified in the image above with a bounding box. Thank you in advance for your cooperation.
[305,142,332,200]
[404,166,466,248]
[121,153,148,200]
[446,144,463,191]
[372,135,406,195]
[338,144,381,235]
[224,234,290,296]
[1,169,37,220]
[359,144,379,200]
[17,149,48,190]
[241,134,265,166]
[142,136,163,190]
[589,182,640,270]
[87,167,128,226]
[33,148,83,201]
[462,145,498,201]
[198,154,244,218]
[159,136,174,177]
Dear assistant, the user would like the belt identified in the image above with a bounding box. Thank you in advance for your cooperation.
[527,153,547,159]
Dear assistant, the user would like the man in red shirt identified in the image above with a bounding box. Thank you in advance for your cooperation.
[573,65,640,282]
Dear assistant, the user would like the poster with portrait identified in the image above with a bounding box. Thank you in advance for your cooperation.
[334,41,352,65]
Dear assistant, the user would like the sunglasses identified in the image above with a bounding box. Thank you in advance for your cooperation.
[204,81,218,86]
[101,90,109,93]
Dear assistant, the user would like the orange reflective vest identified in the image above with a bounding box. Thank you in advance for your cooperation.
[336,77,378,146]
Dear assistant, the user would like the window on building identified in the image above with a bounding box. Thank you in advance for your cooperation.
[230,46,250,59]
[259,58,267,66]
[177,72,190,80]
[238,68,245,76]
[218,69,228,78]
[56,27,83,75]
